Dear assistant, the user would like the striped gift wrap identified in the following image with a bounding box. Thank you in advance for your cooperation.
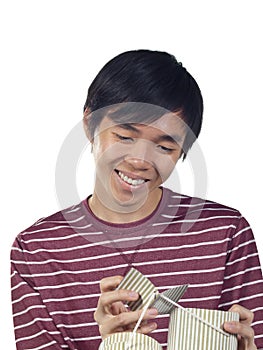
[117,267,158,310]
[117,268,188,313]
[114,269,239,350]
[99,332,163,350]
[167,308,239,350]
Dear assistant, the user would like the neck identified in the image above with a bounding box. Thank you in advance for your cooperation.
[88,188,162,224]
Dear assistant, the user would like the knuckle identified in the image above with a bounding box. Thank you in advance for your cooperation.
[116,289,126,300]
[116,312,128,326]
[93,310,99,323]
[248,327,255,339]
[99,293,108,306]
[115,276,124,287]
[249,310,254,323]
[100,278,108,291]
[100,276,123,292]
[114,289,122,299]
[230,304,239,312]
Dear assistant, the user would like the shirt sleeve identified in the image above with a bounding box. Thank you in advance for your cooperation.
[218,214,263,349]
[11,236,68,350]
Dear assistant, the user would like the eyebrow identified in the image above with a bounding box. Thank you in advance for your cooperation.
[116,123,183,144]
[117,123,140,133]
[155,134,183,144]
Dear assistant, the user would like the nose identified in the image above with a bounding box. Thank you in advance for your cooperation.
[124,139,154,170]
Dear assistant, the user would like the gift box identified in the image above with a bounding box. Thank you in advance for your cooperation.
[117,267,188,313]
[99,332,163,350]
[167,307,239,350]
[99,268,239,350]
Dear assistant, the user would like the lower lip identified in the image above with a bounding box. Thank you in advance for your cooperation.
[114,171,147,191]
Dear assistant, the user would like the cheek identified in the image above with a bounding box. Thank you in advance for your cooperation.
[155,156,178,181]
[93,142,129,167]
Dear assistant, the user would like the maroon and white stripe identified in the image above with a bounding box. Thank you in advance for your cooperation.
[11,187,263,349]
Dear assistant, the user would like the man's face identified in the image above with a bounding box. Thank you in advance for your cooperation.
[90,112,186,215]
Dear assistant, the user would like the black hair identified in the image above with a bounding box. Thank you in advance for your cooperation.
[83,49,203,158]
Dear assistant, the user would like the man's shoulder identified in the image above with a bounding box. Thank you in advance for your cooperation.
[17,201,88,241]
[161,188,248,236]
[163,187,241,217]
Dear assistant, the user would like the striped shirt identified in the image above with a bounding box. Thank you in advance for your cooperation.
[11,187,263,349]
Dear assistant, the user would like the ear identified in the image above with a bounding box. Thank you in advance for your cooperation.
[83,107,93,143]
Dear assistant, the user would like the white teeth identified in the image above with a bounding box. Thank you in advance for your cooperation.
[118,171,145,186]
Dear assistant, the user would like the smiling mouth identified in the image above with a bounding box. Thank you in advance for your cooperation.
[115,170,149,186]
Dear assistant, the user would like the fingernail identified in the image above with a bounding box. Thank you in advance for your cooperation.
[224,322,236,330]
[147,308,158,316]
[128,291,138,298]
[149,322,157,330]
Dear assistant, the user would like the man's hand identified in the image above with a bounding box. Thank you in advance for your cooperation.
[224,304,257,350]
[94,275,158,339]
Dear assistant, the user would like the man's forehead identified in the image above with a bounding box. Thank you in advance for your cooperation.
[145,112,186,132]
[108,112,185,131]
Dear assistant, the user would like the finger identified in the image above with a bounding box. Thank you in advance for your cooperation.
[111,301,128,315]
[113,308,158,330]
[126,318,151,331]
[99,289,139,309]
[137,321,158,335]
[224,321,256,348]
[94,290,138,323]
[100,275,123,292]
[100,308,158,338]
[228,304,254,325]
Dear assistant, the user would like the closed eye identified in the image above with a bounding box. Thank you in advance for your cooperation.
[157,145,175,153]
[114,133,134,142]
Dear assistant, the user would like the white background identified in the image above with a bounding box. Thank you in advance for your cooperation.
[1,1,262,348]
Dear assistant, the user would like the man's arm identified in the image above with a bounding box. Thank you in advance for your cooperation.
[218,215,263,349]
[11,237,67,350]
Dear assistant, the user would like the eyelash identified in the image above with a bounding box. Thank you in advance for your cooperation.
[114,133,175,153]
[115,133,134,142]
[158,145,174,153]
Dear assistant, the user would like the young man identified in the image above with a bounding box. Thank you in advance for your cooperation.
[11,50,263,349]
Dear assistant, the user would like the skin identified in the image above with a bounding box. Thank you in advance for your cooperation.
[83,110,257,348]
[224,304,257,350]
[84,111,186,223]
[94,275,158,340]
